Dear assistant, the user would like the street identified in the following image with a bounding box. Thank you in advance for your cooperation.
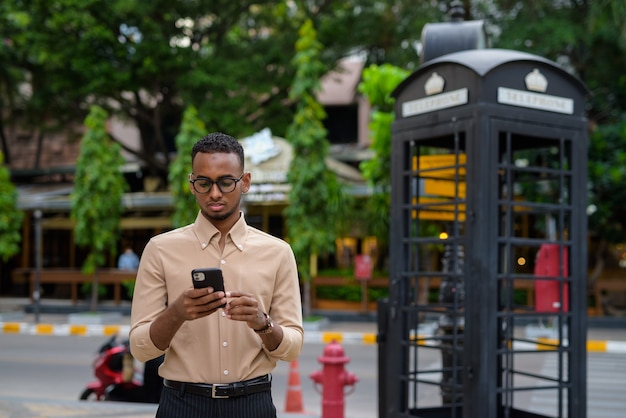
[1,332,626,417]
[0,333,377,417]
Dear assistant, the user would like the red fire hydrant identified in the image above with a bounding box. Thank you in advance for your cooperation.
[310,339,358,418]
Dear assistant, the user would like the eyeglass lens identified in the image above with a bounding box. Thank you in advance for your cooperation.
[191,175,241,194]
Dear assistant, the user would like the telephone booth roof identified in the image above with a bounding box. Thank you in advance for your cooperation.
[393,48,590,119]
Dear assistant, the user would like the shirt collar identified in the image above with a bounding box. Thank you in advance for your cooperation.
[192,211,247,252]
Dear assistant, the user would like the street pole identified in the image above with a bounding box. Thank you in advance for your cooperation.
[33,209,42,323]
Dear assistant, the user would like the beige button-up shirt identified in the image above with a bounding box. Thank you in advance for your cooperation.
[129,212,303,383]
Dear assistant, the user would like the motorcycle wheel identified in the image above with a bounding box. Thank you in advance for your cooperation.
[79,388,98,401]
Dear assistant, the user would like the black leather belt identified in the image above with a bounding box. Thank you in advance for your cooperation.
[163,375,271,399]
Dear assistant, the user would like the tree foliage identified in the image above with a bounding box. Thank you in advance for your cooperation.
[1,0,625,269]
[484,0,626,125]
[0,152,23,261]
[285,19,345,283]
[0,0,444,176]
[71,105,126,276]
[169,106,206,228]
[588,121,626,243]
[1,0,299,177]
[477,1,626,267]
[357,64,408,246]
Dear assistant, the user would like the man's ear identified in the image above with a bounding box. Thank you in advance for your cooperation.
[188,173,196,195]
[242,172,251,193]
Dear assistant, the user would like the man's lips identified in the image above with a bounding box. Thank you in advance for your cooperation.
[207,202,225,211]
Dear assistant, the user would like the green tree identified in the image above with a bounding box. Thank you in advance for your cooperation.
[0,0,300,178]
[587,120,626,282]
[71,105,126,310]
[485,0,626,125]
[2,0,625,294]
[285,19,346,317]
[169,106,206,228]
[357,64,409,249]
[481,0,626,287]
[0,152,23,261]
[0,1,442,176]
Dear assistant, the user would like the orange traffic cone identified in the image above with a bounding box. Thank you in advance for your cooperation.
[284,359,304,413]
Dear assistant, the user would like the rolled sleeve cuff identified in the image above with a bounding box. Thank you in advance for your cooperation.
[263,326,303,362]
[129,323,166,362]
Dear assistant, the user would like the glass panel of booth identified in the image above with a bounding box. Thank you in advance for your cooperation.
[493,128,574,416]
[395,135,468,411]
[392,125,584,411]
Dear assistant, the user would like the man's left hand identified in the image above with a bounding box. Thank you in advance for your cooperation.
[223,291,266,330]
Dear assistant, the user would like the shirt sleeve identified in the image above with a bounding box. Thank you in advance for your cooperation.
[128,239,169,362]
[262,245,304,361]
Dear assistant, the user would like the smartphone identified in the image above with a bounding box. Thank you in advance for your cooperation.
[191,268,226,308]
[192,268,225,291]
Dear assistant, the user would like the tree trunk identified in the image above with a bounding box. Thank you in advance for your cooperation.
[302,253,318,319]
[90,272,99,312]
[34,130,44,169]
[588,239,606,288]
[0,118,11,164]
[303,281,311,319]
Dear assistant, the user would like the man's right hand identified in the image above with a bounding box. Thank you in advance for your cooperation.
[149,287,226,350]
[180,287,227,320]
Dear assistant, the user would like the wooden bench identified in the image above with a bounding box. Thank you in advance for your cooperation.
[12,268,136,306]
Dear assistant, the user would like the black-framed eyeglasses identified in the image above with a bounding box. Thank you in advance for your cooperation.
[189,173,244,194]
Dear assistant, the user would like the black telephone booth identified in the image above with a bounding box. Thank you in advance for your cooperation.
[378,49,589,418]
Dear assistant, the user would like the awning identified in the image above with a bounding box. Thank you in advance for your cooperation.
[17,185,173,212]
[16,132,370,214]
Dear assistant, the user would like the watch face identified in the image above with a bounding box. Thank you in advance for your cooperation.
[255,314,274,334]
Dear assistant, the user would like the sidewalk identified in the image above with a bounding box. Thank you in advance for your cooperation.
[0,297,379,339]
[1,297,625,350]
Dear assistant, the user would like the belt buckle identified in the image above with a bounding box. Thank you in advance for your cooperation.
[211,384,230,399]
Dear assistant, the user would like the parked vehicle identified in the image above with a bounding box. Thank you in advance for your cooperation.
[80,334,163,403]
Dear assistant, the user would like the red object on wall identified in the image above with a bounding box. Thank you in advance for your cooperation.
[534,243,569,312]
[354,255,373,281]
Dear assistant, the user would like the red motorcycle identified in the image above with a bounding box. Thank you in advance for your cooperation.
[80,334,163,403]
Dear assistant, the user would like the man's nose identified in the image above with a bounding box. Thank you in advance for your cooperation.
[208,182,223,196]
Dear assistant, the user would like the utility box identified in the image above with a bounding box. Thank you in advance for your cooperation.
[378,47,589,418]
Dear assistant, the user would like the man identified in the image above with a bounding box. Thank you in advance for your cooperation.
[118,246,139,270]
[129,132,303,417]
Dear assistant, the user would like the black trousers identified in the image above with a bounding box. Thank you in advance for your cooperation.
[156,385,277,418]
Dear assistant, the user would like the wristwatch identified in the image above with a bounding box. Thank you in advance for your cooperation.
[254,313,274,334]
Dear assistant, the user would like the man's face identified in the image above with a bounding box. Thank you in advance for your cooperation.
[190,152,250,226]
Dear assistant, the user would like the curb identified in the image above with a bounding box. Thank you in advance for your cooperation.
[1,322,130,337]
[304,331,378,345]
[3,322,626,354]
[512,339,626,354]
[0,322,379,344]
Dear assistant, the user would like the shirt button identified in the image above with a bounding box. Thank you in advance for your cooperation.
[201,243,207,249]
[221,311,226,317]
[223,370,229,376]
[220,259,226,265]
[222,341,228,347]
